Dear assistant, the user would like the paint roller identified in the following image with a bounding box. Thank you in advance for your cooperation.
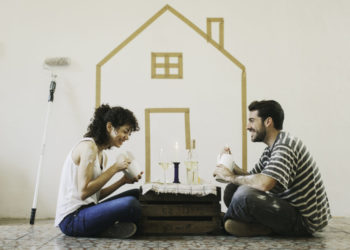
[30,57,70,225]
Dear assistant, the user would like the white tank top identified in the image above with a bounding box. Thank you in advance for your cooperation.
[54,138,103,226]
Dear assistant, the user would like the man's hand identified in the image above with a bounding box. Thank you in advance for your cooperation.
[213,165,235,183]
[219,146,232,157]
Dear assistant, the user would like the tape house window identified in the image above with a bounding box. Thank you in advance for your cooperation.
[151,52,183,79]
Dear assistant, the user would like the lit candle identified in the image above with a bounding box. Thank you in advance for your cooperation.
[174,141,179,162]
[159,147,164,162]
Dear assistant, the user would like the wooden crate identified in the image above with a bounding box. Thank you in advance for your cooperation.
[139,186,222,235]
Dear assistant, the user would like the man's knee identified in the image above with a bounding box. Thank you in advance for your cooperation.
[230,185,264,211]
[223,183,239,207]
[224,185,261,223]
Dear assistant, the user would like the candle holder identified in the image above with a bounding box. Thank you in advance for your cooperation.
[173,162,180,183]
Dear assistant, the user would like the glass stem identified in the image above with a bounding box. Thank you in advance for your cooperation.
[164,170,167,184]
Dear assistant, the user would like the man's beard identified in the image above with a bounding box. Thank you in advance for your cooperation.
[252,127,266,142]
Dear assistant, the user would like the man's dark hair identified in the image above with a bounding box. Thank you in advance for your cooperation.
[248,100,284,130]
[84,104,139,146]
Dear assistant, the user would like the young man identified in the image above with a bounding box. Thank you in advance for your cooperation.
[213,100,331,236]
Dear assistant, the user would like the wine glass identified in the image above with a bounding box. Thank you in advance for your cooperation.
[158,147,170,184]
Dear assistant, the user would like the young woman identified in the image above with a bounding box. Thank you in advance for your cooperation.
[55,104,143,238]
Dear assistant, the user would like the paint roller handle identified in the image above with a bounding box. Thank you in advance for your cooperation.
[29,208,36,225]
[48,80,56,102]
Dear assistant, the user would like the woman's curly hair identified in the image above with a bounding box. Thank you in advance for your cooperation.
[84,104,139,146]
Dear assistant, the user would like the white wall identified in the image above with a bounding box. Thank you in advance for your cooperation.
[0,0,349,218]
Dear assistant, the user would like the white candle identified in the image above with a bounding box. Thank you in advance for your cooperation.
[175,141,179,162]
[159,147,164,162]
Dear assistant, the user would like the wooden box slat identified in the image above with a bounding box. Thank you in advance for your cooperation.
[141,203,220,217]
[139,186,222,235]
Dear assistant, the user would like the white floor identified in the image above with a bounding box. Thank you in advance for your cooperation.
[1,217,349,249]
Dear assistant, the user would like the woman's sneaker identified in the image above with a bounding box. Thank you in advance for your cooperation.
[99,222,137,238]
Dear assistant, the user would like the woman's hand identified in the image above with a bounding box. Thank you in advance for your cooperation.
[113,153,132,172]
[122,171,144,184]
[112,159,130,172]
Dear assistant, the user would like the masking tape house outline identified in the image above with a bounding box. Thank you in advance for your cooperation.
[95,4,248,171]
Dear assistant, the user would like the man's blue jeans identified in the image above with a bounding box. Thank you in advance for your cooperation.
[59,189,141,237]
[224,184,311,236]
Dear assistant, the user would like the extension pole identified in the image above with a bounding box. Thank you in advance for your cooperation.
[30,79,56,225]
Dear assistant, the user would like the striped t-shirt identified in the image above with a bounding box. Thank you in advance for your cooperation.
[250,131,331,233]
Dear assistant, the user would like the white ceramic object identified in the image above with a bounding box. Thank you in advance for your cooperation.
[215,153,235,183]
[117,152,141,179]
[123,160,141,179]
[216,154,234,171]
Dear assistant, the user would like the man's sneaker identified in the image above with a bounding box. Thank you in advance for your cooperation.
[224,219,272,237]
[99,222,137,238]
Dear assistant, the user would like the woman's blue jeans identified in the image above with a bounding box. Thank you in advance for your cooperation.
[224,184,311,236]
[59,189,141,237]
